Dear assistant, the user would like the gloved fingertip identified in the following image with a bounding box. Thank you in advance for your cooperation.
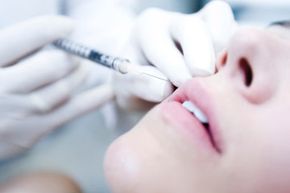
[171,73,192,87]
[185,50,216,77]
[191,67,215,77]
[129,71,174,102]
[161,83,174,100]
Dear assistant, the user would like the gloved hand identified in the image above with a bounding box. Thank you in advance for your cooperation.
[114,0,237,110]
[0,16,114,160]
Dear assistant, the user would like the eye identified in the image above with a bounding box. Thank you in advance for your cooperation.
[269,20,290,28]
[239,58,253,87]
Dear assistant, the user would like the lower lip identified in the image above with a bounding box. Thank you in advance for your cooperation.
[158,101,215,152]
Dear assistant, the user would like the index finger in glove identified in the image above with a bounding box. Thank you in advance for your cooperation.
[0,16,74,66]
[198,0,237,52]
[170,16,216,77]
[136,8,192,87]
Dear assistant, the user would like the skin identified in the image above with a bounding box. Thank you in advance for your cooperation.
[0,172,82,193]
[104,24,290,193]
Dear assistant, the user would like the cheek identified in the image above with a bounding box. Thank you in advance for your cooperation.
[257,129,290,191]
[223,118,290,193]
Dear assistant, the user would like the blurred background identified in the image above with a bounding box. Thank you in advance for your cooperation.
[0,0,290,193]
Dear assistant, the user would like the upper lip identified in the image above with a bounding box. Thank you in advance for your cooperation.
[165,79,223,154]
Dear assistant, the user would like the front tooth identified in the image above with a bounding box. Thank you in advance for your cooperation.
[182,101,208,123]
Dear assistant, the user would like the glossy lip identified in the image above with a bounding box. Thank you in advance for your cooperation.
[161,79,222,154]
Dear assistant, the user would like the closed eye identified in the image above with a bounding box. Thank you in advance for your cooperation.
[270,20,290,28]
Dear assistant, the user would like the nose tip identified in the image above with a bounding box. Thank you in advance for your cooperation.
[221,28,277,104]
[217,28,263,70]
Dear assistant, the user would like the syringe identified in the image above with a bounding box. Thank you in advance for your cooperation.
[53,39,130,74]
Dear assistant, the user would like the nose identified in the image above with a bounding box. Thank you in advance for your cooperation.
[218,28,280,104]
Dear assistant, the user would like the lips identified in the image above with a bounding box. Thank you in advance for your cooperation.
[161,79,222,154]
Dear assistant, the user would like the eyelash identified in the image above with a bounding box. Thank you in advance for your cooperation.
[269,20,290,28]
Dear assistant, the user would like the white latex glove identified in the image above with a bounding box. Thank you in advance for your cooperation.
[114,0,237,110]
[0,16,114,160]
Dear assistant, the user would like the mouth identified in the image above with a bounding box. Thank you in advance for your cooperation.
[181,100,220,153]
[163,79,222,154]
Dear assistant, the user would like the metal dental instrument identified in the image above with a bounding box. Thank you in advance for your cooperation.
[53,39,130,74]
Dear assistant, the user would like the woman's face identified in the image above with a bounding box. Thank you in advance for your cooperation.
[105,25,290,193]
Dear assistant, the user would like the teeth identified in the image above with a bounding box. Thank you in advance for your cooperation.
[182,101,208,123]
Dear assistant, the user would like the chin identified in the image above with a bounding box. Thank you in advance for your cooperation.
[103,108,169,193]
[104,135,129,193]
[104,122,158,193]
[103,106,211,193]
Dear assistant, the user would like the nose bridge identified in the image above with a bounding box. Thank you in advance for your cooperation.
[224,28,278,104]
[227,28,266,63]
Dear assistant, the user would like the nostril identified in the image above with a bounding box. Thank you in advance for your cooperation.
[221,52,228,66]
[239,58,253,87]
[216,51,228,71]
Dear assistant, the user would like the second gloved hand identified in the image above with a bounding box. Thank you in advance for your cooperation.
[114,0,237,110]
